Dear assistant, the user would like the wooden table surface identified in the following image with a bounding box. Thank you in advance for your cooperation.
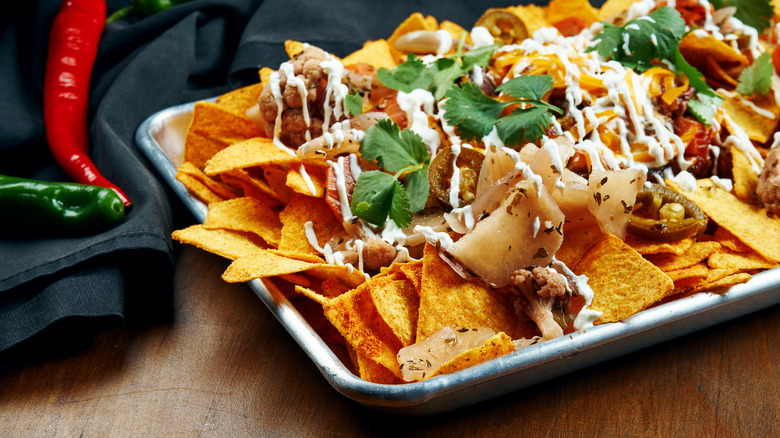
[1,245,778,437]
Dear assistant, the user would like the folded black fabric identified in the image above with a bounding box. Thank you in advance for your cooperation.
[0,0,558,365]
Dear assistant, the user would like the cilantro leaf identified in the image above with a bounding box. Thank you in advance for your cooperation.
[709,0,773,32]
[590,7,686,72]
[443,75,560,146]
[351,120,431,227]
[687,94,721,126]
[376,54,432,93]
[496,106,555,146]
[377,45,498,100]
[360,119,429,173]
[346,93,363,117]
[736,52,773,96]
[674,47,717,98]
[442,82,506,141]
[496,74,554,101]
[402,164,430,213]
[351,171,401,226]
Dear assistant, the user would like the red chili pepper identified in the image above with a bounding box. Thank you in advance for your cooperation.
[43,0,132,208]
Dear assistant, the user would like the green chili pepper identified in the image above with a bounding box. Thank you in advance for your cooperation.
[106,0,192,23]
[0,175,125,236]
[627,183,708,242]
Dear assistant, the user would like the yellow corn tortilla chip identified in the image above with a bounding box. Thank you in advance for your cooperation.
[221,250,323,282]
[708,249,779,271]
[286,163,326,197]
[202,197,283,247]
[547,0,600,26]
[177,161,242,201]
[557,225,603,269]
[368,275,420,347]
[353,349,404,384]
[599,0,641,20]
[341,39,397,70]
[678,33,748,80]
[721,92,780,144]
[730,146,760,204]
[323,282,404,378]
[666,262,710,283]
[183,101,263,168]
[624,234,695,255]
[428,332,515,379]
[693,272,752,293]
[305,264,367,289]
[295,285,329,305]
[263,165,298,204]
[203,137,301,176]
[508,4,550,36]
[172,225,268,260]
[215,82,263,115]
[416,244,536,342]
[713,226,752,253]
[278,194,347,255]
[219,169,284,209]
[575,233,674,324]
[644,241,722,272]
[667,179,780,263]
[175,170,226,205]
[284,40,306,59]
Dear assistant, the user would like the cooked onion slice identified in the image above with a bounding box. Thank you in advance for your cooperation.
[397,327,495,382]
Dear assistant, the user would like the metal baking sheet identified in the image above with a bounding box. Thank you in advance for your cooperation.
[136,100,780,415]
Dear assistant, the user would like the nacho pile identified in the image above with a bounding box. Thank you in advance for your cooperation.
[171,0,780,384]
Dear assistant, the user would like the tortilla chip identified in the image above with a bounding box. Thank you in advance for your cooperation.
[202,197,283,247]
[341,39,397,70]
[599,0,641,20]
[713,226,752,253]
[215,82,263,115]
[175,170,226,205]
[428,332,515,379]
[644,241,721,272]
[177,161,242,200]
[203,137,301,176]
[575,233,674,324]
[673,267,745,295]
[509,4,550,35]
[368,275,420,347]
[730,146,760,204]
[708,249,779,271]
[295,285,329,305]
[263,165,297,204]
[721,92,780,144]
[183,101,263,168]
[668,179,780,263]
[277,195,345,256]
[354,349,404,384]
[547,0,600,27]
[693,272,752,293]
[222,250,327,283]
[284,40,306,59]
[558,225,603,269]
[666,262,710,283]
[323,282,404,378]
[416,244,535,342]
[678,33,748,82]
[172,225,268,260]
[305,264,367,289]
[287,163,326,197]
[624,234,695,255]
[219,169,284,209]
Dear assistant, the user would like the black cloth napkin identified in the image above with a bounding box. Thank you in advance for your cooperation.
[0,0,550,365]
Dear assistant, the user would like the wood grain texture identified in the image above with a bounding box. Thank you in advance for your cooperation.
[0,245,778,437]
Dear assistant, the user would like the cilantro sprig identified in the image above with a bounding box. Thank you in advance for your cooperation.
[350,119,430,227]
[736,52,773,96]
[442,74,563,147]
[377,43,499,100]
[590,6,686,72]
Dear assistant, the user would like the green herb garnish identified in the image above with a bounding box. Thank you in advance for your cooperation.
[350,119,430,227]
[736,52,774,96]
[442,74,563,146]
[345,93,364,117]
[377,43,499,100]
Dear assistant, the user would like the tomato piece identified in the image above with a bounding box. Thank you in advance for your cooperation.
[553,17,589,37]
[773,45,780,76]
